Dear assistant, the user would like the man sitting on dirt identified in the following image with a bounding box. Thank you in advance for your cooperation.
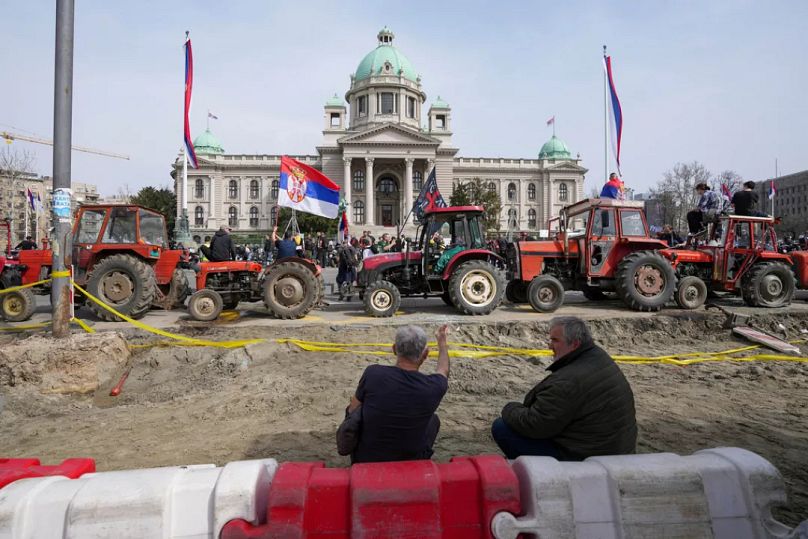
[200,226,236,262]
[491,317,637,461]
[340,325,450,463]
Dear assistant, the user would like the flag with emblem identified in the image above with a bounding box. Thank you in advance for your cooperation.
[278,156,341,218]
[414,168,447,219]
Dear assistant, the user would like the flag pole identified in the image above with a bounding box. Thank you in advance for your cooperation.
[603,45,608,184]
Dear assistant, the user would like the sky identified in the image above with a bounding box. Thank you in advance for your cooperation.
[2,0,806,196]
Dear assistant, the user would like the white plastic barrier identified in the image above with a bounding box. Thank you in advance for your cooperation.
[492,447,797,539]
[0,458,277,539]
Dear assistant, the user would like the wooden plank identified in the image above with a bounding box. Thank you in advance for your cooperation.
[732,326,800,354]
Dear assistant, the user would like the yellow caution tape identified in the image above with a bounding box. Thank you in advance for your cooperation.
[71,317,95,333]
[50,270,71,278]
[0,321,52,331]
[0,278,52,295]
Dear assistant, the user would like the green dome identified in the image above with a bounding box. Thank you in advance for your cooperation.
[193,128,224,155]
[354,28,418,83]
[325,93,344,107]
[431,96,450,109]
[538,135,571,159]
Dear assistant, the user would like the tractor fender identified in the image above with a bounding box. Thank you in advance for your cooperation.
[441,250,505,280]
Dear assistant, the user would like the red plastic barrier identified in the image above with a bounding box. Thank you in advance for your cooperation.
[222,454,520,539]
[0,457,96,489]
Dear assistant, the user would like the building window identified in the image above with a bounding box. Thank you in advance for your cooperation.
[379,93,396,114]
[271,179,279,200]
[354,200,365,224]
[508,208,518,227]
[194,206,204,226]
[228,206,238,226]
[195,179,204,199]
[559,183,568,202]
[249,206,259,227]
[487,181,496,195]
[228,180,238,199]
[249,179,259,199]
[435,114,446,129]
[407,97,416,118]
[508,182,517,202]
[528,183,536,201]
[528,209,537,229]
[379,177,397,194]
[270,206,278,226]
[330,113,341,127]
[357,95,367,117]
[413,170,423,191]
[353,170,365,191]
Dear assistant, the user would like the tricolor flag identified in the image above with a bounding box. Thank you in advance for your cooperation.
[603,53,623,175]
[768,180,776,200]
[26,188,36,212]
[338,209,349,242]
[414,168,447,219]
[720,183,732,199]
[278,156,340,218]
[184,34,199,169]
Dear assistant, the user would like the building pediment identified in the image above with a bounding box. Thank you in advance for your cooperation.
[546,161,588,173]
[338,124,441,146]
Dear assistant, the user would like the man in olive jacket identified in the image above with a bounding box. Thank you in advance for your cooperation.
[492,316,637,461]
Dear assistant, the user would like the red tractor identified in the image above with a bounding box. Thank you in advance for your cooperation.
[659,215,808,309]
[506,198,675,312]
[0,204,191,322]
[186,257,324,322]
[356,206,506,317]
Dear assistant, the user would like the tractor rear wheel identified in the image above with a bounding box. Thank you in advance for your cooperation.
[188,289,224,321]
[742,262,795,308]
[449,260,506,315]
[85,254,156,321]
[675,276,708,310]
[505,280,528,303]
[364,280,401,317]
[263,260,319,319]
[1,287,36,322]
[615,251,676,312]
[527,275,565,313]
[440,290,453,307]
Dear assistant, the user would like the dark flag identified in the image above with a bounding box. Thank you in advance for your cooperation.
[414,168,447,219]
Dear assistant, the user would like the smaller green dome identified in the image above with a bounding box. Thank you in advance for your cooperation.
[431,96,450,109]
[193,128,224,155]
[325,93,344,107]
[538,135,571,159]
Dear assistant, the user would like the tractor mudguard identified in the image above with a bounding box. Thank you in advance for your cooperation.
[440,249,504,280]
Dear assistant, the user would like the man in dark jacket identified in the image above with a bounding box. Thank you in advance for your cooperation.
[204,225,236,262]
[492,316,637,461]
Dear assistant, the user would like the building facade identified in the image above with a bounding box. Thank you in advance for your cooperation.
[173,28,587,239]
[753,170,808,234]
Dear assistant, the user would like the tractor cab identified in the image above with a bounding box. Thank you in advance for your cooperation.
[418,206,487,280]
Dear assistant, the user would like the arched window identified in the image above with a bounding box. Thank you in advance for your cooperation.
[528,208,537,229]
[249,179,259,199]
[353,200,365,224]
[195,179,204,199]
[487,181,496,195]
[270,206,278,226]
[507,208,518,229]
[379,177,397,194]
[559,183,568,202]
[228,206,238,227]
[194,206,204,225]
[249,206,259,227]
[507,182,517,201]
[271,179,279,200]
[228,180,238,199]
[353,170,365,192]
[413,170,423,191]
[528,183,536,201]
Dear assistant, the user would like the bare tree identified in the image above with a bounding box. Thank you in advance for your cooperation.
[648,161,711,233]
[0,147,37,244]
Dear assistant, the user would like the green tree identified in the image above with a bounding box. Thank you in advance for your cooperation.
[277,207,337,235]
[449,177,502,232]
[130,186,177,238]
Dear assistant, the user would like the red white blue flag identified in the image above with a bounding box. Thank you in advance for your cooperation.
[603,54,623,175]
[338,209,349,241]
[414,167,447,219]
[278,156,341,218]
[184,34,199,169]
[768,180,777,199]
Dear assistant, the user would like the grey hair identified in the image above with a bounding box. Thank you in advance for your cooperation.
[395,325,428,361]
[549,316,593,346]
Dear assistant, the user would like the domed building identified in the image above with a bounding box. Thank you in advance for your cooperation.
[173,28,586,237]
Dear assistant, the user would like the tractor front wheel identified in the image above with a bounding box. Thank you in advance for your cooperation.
[675,276,708,310]
[263,261,319,319]
[85,254,156,321]
[742,262,795,308]
[1,287,36,322]
[188,289,224,321]
[615,251,676,312]
[449,260,506,315]
[364,280,401,317]
[527,275,565,313]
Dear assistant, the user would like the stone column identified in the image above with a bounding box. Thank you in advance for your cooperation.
[365,158,375,225]
[343,157,352,207]
[404,158,414,221]
[209,176,215,227]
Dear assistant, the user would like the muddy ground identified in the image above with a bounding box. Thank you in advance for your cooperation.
[1,310,807,526]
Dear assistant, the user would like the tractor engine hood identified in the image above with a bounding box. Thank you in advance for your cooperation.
[361,251,422,272]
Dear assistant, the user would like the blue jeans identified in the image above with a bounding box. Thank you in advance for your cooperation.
[491,418,563,460]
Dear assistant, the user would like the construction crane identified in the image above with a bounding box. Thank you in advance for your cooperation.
[1,130,130,160]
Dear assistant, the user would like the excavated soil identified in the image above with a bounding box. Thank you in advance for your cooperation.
[1,311,807,525]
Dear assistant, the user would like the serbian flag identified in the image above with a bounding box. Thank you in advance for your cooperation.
[603,53,623,175]
[768,180,776,199]
[338,209,349,241]
[26,188,37,211]
[721,183,732,198]
[184,34,199,169]
[414,167,447,219]
[278,156,340,218]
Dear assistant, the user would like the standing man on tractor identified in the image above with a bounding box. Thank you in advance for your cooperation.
[201,225,236,262]
[272,226,299,259]
[687,183,723,243]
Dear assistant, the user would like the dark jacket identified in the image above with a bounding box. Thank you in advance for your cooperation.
[501,343,637,460]
[209,229,236,261]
